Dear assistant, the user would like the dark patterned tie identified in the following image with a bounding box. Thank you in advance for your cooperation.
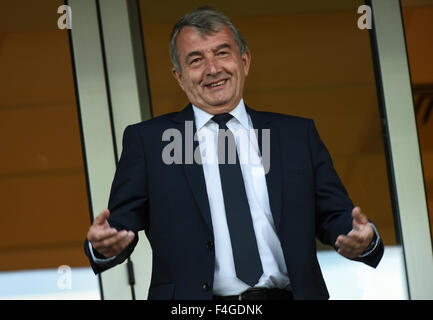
[212,113,263,286]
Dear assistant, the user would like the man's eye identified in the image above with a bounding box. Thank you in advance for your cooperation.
[190,58,201,65]
[218,51,228,56]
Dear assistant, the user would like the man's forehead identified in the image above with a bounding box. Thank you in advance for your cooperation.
[176,26,235,52]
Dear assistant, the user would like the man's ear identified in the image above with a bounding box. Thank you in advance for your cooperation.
[172,67,185,91]
[241,51,251,77]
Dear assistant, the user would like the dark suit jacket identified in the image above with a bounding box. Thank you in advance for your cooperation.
[84,104,384,300]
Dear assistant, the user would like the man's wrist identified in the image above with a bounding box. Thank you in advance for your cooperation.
[92,246,107,259]
[358,223,380,258]
[365,231,377,252]
[88,241,117,264]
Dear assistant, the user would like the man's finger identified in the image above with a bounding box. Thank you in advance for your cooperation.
[337,247,359,259]
[335,235,345,248]
[88,227,117,242]
[93,230,135,256]
[92,230,127,251]
[335,234,362,251]
[352,206,368,229]
[94,209,110,226]
[346,229,366,243]
[115,231,135,253]
[335,235,364,258]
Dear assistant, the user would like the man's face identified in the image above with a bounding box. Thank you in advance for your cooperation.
[172,26,251,115]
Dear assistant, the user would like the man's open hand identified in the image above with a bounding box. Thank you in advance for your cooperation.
[335,207,374,259]
[87,209,135,258]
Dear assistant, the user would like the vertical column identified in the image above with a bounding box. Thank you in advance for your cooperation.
[97,0,153,299]
[68,0,134,299]
[370,0,433,299]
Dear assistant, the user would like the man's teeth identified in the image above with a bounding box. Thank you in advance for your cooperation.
[209,80,226,87]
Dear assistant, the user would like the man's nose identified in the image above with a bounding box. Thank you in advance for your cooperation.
[205,56,221,75]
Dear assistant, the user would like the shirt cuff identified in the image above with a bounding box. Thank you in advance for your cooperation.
[358,223,380,258]
[88,242,117,265]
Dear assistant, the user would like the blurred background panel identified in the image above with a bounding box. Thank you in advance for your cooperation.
[401,0,433,245]
[0,1,91,271]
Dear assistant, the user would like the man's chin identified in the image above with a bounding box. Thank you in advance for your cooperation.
[204,97,239,109]
[193,101,237,114]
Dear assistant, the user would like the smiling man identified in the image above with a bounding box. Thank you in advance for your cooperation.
[84,6,384,300]
[171,25,250,115]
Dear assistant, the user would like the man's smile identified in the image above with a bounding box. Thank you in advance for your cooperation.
[203,78,229,90]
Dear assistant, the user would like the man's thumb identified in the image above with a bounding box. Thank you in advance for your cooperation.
[352,207,367,228]
[94,209,110,226]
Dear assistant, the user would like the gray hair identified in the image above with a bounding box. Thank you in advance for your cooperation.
[169,6,249,71]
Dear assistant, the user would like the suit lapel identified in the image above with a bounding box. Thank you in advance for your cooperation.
[246,106,283,230]
[172,105,213,233]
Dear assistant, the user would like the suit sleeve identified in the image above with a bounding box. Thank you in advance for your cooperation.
[84,124,149,274]
[308,119,384,268]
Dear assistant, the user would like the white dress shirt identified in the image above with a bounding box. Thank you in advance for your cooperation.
[192,99,291,296]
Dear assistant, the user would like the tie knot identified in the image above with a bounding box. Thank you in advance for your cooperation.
[212,113,233,128]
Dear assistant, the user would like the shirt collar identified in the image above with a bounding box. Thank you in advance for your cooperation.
[192,99,249,130]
